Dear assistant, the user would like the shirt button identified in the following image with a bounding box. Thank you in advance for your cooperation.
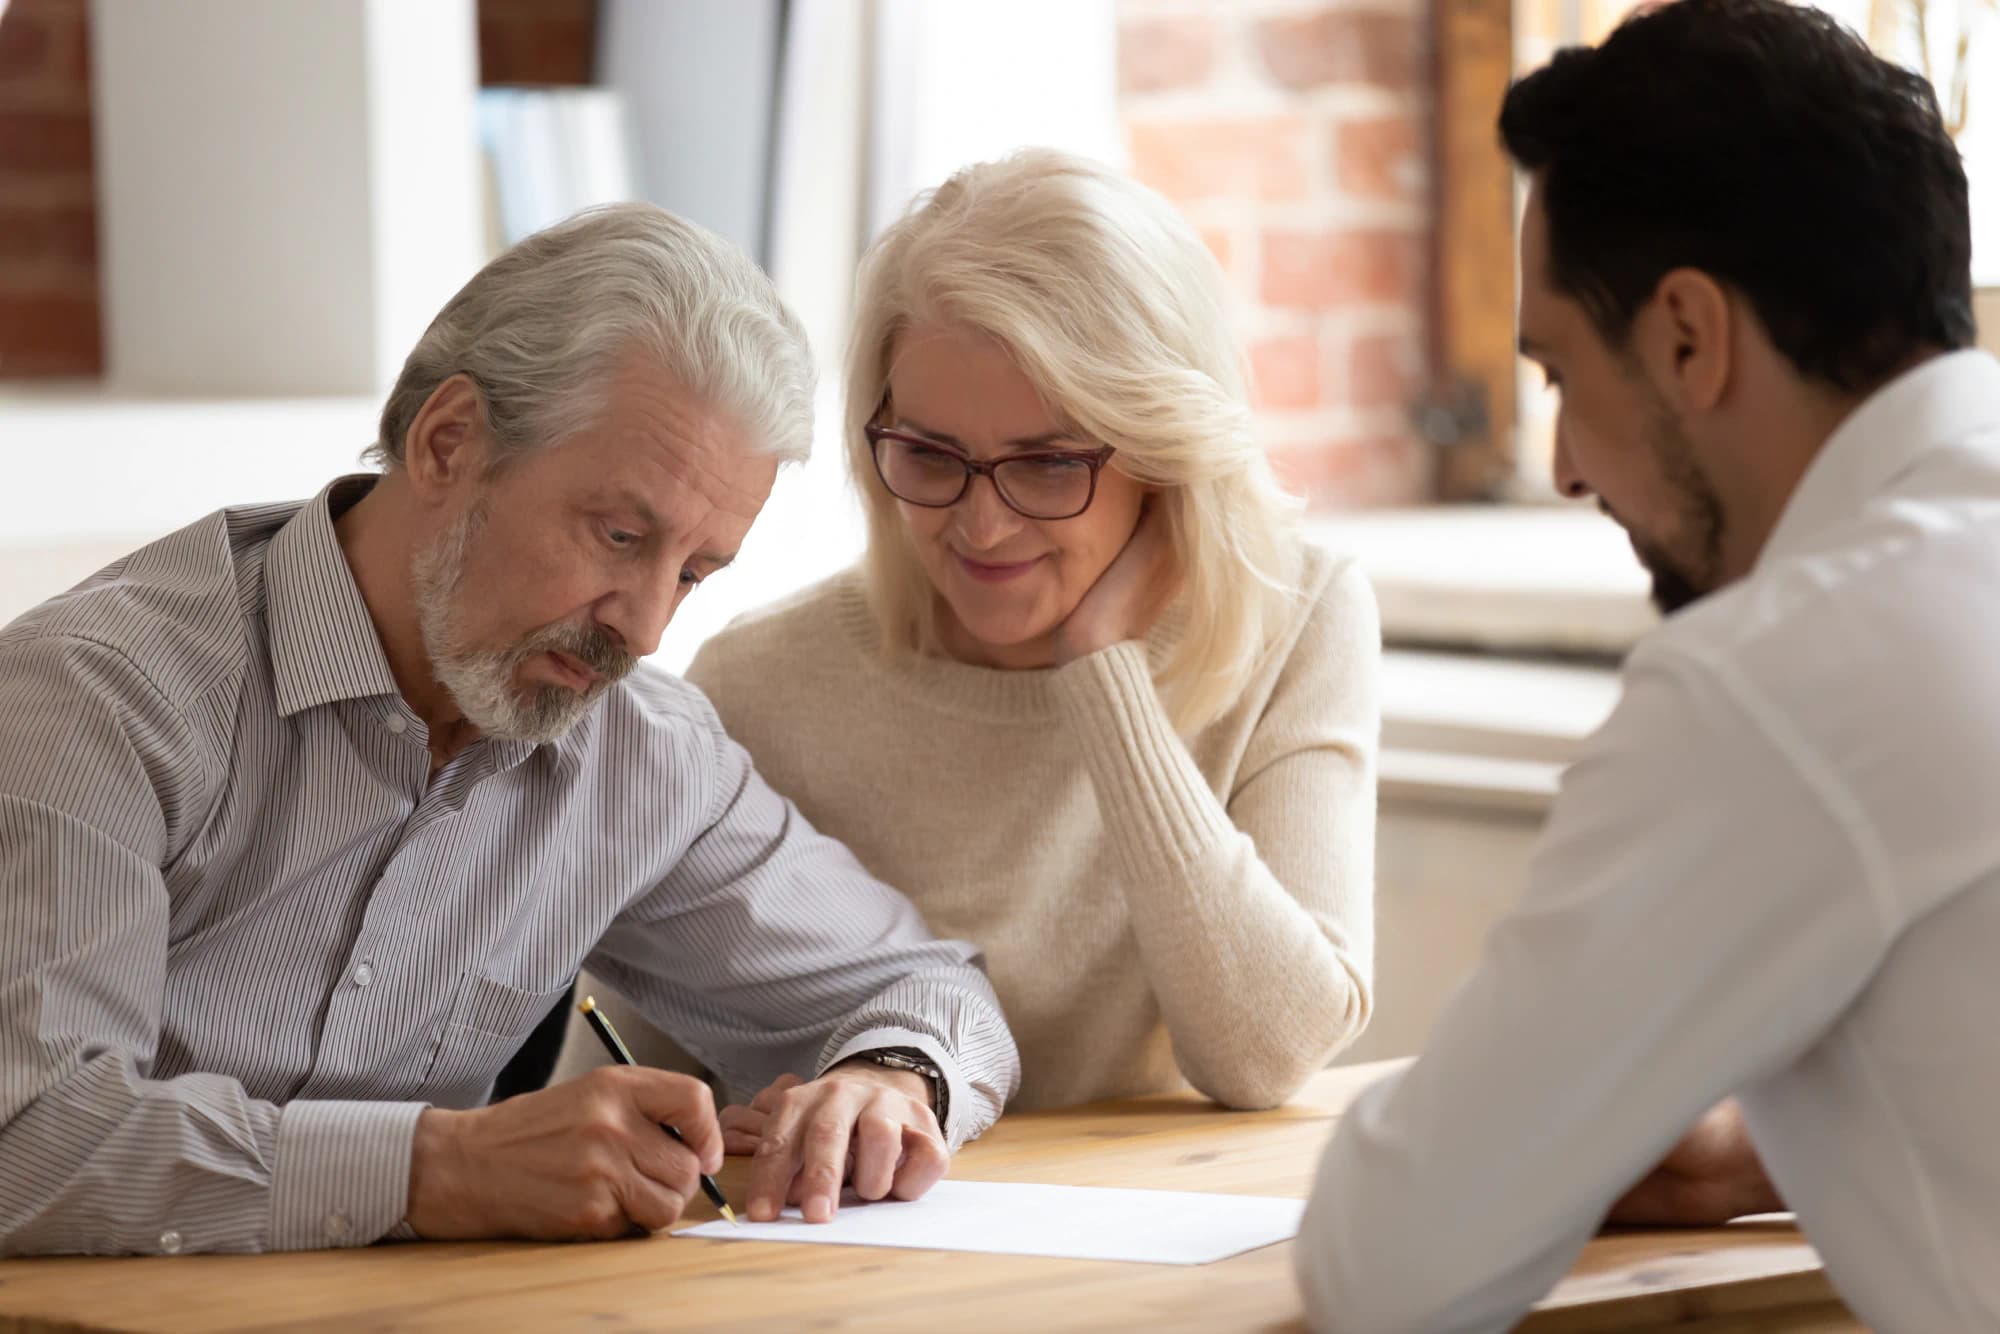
[325,1212,352,1243]
[385,714,409,735]
[351,962,374,988]
[158,1229,183,1255]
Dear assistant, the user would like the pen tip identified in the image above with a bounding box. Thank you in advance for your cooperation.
[721,1204,739,1227]
[579,995,596,1014]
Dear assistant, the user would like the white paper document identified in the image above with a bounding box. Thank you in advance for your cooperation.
[681,1179,1305,1266]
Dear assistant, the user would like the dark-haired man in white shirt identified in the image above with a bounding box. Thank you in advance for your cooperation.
[1297,0,2000,1329]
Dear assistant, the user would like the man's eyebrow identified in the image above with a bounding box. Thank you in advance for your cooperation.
[893,414,1071,452]
[592,487,665,530]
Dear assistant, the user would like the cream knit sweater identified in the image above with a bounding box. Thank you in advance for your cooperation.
[603,541,1378,1111]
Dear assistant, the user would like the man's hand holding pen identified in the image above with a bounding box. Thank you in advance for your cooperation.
[405,1065,724,1241]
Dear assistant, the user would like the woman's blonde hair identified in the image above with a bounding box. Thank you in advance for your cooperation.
[844,148,1304,733]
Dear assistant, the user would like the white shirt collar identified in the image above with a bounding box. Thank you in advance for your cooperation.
[1758,349,2000,571]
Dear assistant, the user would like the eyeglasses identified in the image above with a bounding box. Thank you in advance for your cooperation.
[864,425,1118,521]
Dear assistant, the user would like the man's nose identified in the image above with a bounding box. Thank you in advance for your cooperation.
[1552,421,1592,501]
[597,568,678,659]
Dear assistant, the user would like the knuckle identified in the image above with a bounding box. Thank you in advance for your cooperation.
[805,1117,846,1149]
[580,1106,626,1145]
[583,1065,629,1094]
[754,1131,792,1160]
[574,1194,624,1236]
[579,1145,623,1185]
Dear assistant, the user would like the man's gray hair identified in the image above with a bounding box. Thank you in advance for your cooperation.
[368,202,815,470]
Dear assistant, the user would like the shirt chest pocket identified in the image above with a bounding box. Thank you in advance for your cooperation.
[423,971,571,1108]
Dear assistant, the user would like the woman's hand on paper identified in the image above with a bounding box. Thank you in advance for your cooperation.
[719,1071,800,1154]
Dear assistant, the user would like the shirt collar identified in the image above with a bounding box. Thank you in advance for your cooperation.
[265,475,403,718]
[1758,349,2000,570]
[264,474,611,772]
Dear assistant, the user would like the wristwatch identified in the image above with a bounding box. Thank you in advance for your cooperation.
[855,1046,948,1130]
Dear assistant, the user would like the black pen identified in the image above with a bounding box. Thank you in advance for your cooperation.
[576,994,738,1226]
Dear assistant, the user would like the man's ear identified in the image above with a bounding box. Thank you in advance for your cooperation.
[402,374,491,503]
[1638,268,1733,414]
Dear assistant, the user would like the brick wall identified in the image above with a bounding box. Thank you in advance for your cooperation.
[0,0,1436,507]
[0,0,99,379]
[1119,0,1434,507]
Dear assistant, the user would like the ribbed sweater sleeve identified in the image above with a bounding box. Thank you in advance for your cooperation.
[1046,562,1379,1108]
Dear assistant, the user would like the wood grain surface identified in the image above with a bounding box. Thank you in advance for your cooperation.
[0,1061,1861,1332]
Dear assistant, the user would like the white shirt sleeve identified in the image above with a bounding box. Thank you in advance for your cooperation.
[1294,645,1895,1333]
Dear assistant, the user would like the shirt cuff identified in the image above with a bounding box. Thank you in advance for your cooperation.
[819,1026,975,1153]
[268,1100,427,1251]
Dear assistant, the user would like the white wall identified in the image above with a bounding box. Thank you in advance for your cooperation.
[88,0,483,395]
[868,0,1122,239]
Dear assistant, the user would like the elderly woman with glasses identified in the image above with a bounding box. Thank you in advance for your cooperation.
[648,149,1378,1123]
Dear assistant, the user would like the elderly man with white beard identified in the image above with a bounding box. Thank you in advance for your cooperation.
[0,203,1020,1257]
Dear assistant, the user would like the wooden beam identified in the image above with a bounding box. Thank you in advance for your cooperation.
[1429,0,1520,500]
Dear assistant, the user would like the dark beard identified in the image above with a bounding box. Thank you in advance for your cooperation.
[1641,551,1708,615]
[1625,393,1728,617]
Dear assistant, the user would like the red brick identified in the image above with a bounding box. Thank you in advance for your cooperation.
[0,0,87,104]
[1128,116,1309,204]
[0,12,54,81]
[1336,113,1427,202]
[1264,441,1356,500]
[478,0,599,85]
[480,0,595,17]
[0,167,95,207]
[65,1,90,94]
[1118,15,1217,95]
[1267,435,1430,508]
[1256,10,1422,91]
[0,204,95,267]
[1261,228,1428,309]
[1250,334,1323,411]
[1347,331,1426,411]
[0,108,91,172]
[0,288,101,377]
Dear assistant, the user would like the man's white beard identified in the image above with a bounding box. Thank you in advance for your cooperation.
[411,501,633,744]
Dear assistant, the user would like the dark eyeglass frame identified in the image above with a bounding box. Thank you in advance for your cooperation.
[863,424,1119,521]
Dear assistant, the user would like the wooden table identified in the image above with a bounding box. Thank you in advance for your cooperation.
[0,1062,1860,1332]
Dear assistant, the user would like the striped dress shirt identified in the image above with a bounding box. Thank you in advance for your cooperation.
[0,477,1020,1258]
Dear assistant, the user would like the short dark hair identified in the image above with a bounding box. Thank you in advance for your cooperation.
[1500,0,1974,393]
